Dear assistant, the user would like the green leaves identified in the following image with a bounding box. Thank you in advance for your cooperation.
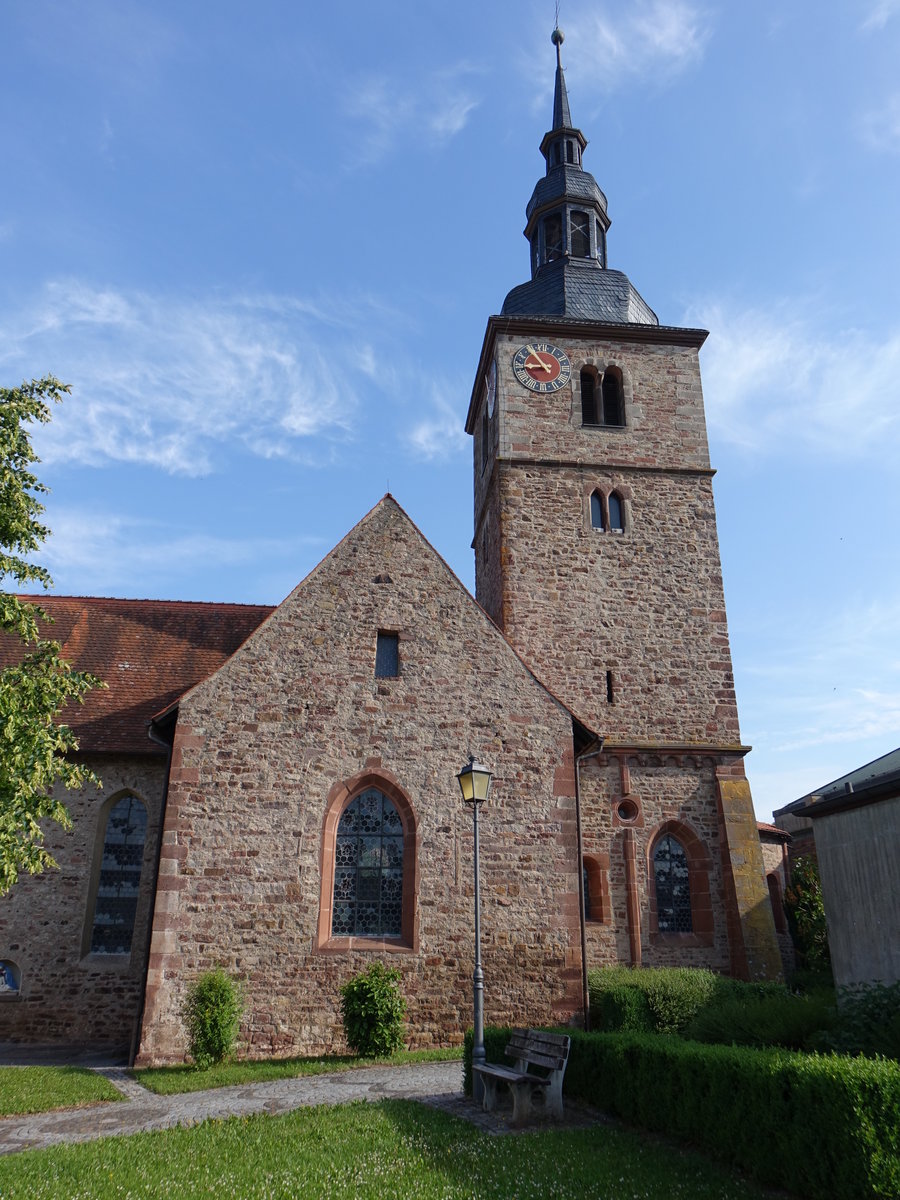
[340,962,407,1057]
[0,377,104,894]
[182,968,245,1068]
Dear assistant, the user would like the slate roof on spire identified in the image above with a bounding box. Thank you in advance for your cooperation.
[552,33,572,129]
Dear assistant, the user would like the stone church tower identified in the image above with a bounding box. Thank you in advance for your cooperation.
[468,31,781,980]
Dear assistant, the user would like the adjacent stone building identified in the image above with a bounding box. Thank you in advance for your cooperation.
[0,34,782,1063]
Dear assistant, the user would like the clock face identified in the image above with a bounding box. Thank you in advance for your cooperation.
[512,342,571,393]
[486,359,497,418]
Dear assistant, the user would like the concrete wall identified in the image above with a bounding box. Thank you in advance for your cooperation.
[813,796,900,989]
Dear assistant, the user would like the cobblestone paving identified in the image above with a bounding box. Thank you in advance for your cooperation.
[0,1061,607,1155]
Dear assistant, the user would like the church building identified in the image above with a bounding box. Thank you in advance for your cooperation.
[0,33,781,1063]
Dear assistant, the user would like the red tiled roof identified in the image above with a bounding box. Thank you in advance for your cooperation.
[1,596,273,755]
[757,821,790,840]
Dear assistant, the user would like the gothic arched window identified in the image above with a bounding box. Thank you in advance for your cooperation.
[653,834,692,933]
[590,490,605,530]
[90,794,147,955]
[608,492,624,533]
[332,788,404,938]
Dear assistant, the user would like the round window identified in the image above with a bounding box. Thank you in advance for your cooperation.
[617,800,638,823]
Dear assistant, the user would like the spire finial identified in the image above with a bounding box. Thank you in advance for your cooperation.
[550,26,572,130]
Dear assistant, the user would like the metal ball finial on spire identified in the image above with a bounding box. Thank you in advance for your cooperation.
[551,26,564,47]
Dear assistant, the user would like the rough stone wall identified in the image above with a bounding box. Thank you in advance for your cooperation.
[137,498,583,1065]
[474,329,738,742]
[579,752,732,972]
[0,754,166,1052]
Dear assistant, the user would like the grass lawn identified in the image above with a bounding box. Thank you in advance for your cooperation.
[1,1099,772,1199]
[133,1046,463,1095]
[0,1067,122,1117]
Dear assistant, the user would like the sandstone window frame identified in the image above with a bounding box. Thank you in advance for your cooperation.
[316,770,419,954]
[82,790,150,961]
[647,820,714,948]
[587,485,631,535]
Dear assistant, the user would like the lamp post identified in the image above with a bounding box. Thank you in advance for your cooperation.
[457,755,493,1104]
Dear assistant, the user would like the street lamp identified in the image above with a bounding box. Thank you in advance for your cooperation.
[457,755,493,1103]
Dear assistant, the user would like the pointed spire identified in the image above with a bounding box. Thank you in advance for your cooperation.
[551,27,572,130]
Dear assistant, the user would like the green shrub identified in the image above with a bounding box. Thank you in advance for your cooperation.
[784,856,831,972]
[685,990,835,1050]
[466,1025,900,1199]
[182,968,243,1069]
[340,962,407,1057]
[826,981,900,1060]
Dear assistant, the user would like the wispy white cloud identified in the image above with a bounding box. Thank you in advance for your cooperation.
[688,299,900,458]
[1,281,381,476]
[405,386,469,461]
[860,93,900,154]
[535,1,710,102]
[861,1,900,31]
[41,507,324,595]
[344,62,481,166]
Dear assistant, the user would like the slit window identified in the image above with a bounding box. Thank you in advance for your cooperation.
[375,633,399,678]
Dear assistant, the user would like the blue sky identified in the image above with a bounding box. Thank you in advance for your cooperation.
[2,1,898,820]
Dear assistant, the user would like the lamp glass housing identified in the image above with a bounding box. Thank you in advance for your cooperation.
[457,758,493,805]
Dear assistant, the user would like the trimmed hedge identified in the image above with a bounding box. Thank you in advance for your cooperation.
[464,1026,900,1199]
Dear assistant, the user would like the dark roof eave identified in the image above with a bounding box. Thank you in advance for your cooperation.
[467,315,709,432]
[802,773,900,818]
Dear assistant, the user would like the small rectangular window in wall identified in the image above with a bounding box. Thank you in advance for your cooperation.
[375,632,399,678]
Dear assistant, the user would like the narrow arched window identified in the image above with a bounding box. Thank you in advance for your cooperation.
[571,211,590,258]
[581,369,598,425]
[653,835,692,933]
[545,214,563,262]
[608,492,624,533]
[590,491,605,530]
[601,368,625,426]
[481,404,489,472]
[566,140,574,164]
[90,794,147,954]
[596,220,606,267]
[332,788,404,938]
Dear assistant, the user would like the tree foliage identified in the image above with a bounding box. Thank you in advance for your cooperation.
[0,377,103,895]
[784,855,831,973]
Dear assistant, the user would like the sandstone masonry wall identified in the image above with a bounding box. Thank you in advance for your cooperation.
[0,754,166,1052]
[137,499,584,1065]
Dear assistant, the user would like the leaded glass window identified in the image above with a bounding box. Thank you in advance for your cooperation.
[91,795,147,954]
[654,834,692,933]
[332,788,404,937]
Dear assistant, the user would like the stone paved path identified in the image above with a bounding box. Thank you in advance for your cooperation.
[0,1061,606,1155]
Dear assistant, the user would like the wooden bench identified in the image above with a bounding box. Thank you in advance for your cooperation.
[473,1028,571,1125]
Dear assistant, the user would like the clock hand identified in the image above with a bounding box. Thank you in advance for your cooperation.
[523,346,552,371]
